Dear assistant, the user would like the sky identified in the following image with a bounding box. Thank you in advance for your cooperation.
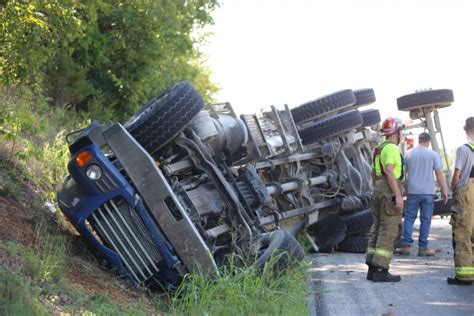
[203,0,473,152]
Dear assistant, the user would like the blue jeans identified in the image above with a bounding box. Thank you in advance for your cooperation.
[401,194,435,249]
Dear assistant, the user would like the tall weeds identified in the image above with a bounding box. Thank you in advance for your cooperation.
[170,257,309,315]
[27,220,67,284]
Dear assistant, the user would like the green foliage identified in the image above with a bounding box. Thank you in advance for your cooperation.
[41,130,72,200]
[0,0,219,121]
[2,222,67,285]
[25,221,67,284]
[0,269,49,316]
[170,258,310,315]
[1,240,154,315]
[0,86,88,201]
[0,159,22,200]
[82,294,149,316]
[0,87,43,161]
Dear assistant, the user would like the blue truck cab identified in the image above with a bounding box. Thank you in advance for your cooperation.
[57,121,217,290]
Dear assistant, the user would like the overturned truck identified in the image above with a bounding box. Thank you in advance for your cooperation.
[57,81,382,290]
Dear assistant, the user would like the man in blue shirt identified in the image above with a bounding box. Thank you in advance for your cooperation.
[398,132,448,256]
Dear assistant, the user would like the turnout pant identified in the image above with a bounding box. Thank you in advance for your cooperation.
[450,179,474,281]
[366,178,403,270]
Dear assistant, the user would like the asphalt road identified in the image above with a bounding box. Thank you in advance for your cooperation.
[308,217,474,316]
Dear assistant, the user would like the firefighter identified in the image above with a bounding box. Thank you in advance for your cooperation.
[366,117,405,282]
[448,116,474,285]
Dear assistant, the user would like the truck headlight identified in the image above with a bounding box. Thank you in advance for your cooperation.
[86,164,102,180]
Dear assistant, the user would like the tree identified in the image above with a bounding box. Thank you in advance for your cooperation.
[0,0,219,120]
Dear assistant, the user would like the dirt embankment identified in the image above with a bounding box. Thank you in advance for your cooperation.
[0,158,157,313]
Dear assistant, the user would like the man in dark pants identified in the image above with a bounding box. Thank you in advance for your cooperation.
[448,117,474,285]
[366,117,405,282]
[398,132,448,256]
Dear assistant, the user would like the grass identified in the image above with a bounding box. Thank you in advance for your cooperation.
[1,238,59,315]
[1,234,311,315]
[27,220,67,284]
[170,258,310,316]
[0,239,155,315]
[0,268,49,316]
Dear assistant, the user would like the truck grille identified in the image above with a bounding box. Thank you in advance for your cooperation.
[89,198,162,283]
[94,171,118,193]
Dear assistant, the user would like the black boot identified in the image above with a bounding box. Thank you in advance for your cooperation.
[367,265,377,280]
[447,277,472,285]
[372,268,401,282]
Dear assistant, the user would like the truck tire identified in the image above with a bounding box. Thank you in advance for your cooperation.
[124,81,204,154]
[360,109,381,128]
[397,89,454,111]
[291,90,356,124]
[340,208,373,236]
[253,229,304,271]
[298,110,363,145]
[353,88,376,108]
[433,197,453,215]
[337,236,368,253]
[306,212,347,253]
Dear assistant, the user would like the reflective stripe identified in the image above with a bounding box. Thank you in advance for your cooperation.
[367,246,392,258]
[455,267,474,276]
[374,248,393,259]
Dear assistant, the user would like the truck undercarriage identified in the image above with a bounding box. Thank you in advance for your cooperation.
[57,81,453,290]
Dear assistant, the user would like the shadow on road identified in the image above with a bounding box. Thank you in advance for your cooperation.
[309,218,473,316]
